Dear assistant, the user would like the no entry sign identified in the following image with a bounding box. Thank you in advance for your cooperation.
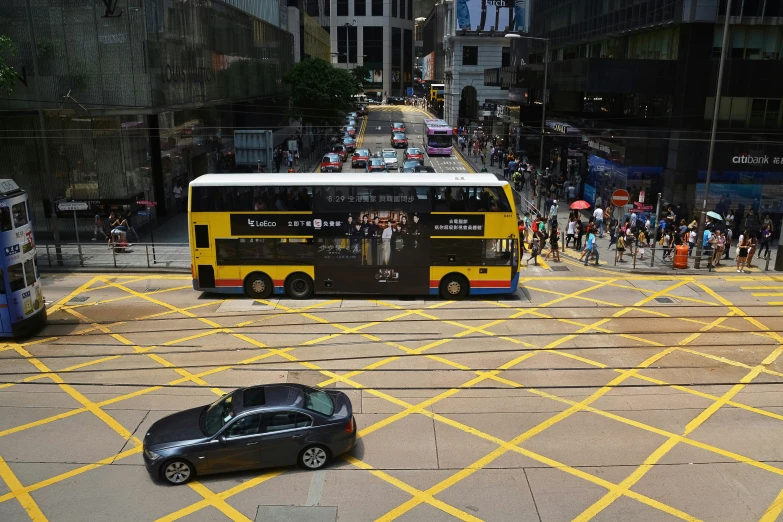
[612,189,630,207]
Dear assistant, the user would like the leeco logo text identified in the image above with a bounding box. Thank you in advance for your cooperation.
[732,154,769,164]
[247,219,277,227]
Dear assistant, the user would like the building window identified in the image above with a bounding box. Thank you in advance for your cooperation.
[392,0,397,17]
[714,25,782,59]
[336,26,358,63]
[463,46,478,66]
[408,0,413,20]
[337,0,349,16]
[355,0,366,16]
[400,0,406,19]
[502,47,510,67]
[705,97,783,128]
[372,0,382,16]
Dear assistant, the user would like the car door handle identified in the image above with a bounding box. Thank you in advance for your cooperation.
[291,435,302,440]
[247,441,258,446]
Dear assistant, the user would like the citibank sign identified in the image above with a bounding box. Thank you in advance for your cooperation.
[732,154,770,164]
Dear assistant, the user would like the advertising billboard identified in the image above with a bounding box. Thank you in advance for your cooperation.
[422,52,434,81]
[456,0,511,31]
[513,0,528,32]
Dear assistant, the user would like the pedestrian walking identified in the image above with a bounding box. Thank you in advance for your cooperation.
[92,213,107,241]
[173,183,183,213]
[544,225,560,262]
[760,225,772,259]
[584,230,599,266]
[747,234,758,268]
[615,233,626,263]
[593,206,604,238]
[637,229,647,260]
[737,233,749,272]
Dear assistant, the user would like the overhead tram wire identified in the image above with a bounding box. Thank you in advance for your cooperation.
[1,338,781,364]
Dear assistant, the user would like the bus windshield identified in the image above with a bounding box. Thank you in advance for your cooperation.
[427,135,452,148]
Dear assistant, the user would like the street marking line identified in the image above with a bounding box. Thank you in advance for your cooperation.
[345,456,482,522]
[376,346,680,520]
[47,276,99,313]
[760,487,783,522]
[572,283,777,521]
[0,456,48,521]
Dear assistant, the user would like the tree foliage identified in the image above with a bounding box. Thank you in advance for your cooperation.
[350,65,371,90]
[283,58,361,126]
[0,35,17,95]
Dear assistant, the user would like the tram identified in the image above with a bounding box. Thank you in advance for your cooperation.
[0,180,46,337]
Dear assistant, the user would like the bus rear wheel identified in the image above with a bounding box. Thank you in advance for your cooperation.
[244,272,273,299]
[285,273,314,299]
[439,274,469,300]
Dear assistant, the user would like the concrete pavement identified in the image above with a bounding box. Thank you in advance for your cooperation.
[3,272,783,520]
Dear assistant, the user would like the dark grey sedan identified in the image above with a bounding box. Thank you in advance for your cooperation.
[142,384,356,485]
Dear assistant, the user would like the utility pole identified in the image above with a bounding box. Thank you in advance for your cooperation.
[694,0,732,269]
[25,0,62,265]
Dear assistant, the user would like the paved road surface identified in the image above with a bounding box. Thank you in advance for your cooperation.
[3,272,783,521]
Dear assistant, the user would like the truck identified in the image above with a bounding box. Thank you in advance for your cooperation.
[234,130,273,171]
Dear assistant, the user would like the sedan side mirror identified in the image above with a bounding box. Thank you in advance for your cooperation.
[219,435,226,444]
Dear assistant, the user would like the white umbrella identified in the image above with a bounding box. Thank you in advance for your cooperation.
[706,211,723,221]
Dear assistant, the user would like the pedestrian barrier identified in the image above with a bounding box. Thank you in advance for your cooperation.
[39,242,190,271]
[673,244,689,269]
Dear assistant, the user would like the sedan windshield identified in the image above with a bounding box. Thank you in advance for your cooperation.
[407,148,421,155]
[304,388,334,416]
[382,151,397,159]
[202,393,234,436]
[356,149,370,156]
[393,134,406,140]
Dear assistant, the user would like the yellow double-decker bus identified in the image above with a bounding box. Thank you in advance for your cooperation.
[188,173,520,300]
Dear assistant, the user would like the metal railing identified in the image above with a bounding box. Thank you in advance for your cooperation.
[39,242,190,271]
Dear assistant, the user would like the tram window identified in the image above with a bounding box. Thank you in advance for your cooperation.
[0,269,5,294]
[32,257,39,281]
[12,201,28,228]
[8,263,24,292]
[23,259,34,286]
[0,207,10,232]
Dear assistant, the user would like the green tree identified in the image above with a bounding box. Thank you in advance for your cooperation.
[283,58,361,127]
[350,65,371,90]
[0,35,17,95]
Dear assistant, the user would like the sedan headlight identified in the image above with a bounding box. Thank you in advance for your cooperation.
[144,448,161,460]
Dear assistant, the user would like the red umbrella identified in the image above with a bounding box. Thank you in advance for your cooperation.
[570,200,591,210]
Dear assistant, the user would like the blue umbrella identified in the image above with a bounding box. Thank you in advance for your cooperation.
[706,211,723,221]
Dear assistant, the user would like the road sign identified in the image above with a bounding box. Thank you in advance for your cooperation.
[611,189,630,207]
[136,200,158,206]
[57,201,89,211]
[638,190,645,203]
[406,87,414,96]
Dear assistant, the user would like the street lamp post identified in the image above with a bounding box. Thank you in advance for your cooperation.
[344,20,357,69]
[505,33,550,212]
[693,0,732,269]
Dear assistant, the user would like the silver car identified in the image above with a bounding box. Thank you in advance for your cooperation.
[381,149,398,170]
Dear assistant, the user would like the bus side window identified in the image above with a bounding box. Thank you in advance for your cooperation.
[12,201,28,227]
[23,259,35,286]
[0,207,11,232]
[7,263,24,293]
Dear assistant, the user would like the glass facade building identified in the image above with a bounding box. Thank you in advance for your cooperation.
[0,0,294,235]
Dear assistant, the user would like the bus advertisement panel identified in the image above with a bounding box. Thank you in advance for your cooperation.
[189,173,519,300]
[423,119,453,155]
[0,180,46,337]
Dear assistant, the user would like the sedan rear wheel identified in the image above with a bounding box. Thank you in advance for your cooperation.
[299,445,329,470]
[162,459,194,485]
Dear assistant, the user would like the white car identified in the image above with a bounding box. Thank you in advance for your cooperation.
[381,149,398,170]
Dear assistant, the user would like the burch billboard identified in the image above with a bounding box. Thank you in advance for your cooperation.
[455,0,528,32]
[422,53,434,81]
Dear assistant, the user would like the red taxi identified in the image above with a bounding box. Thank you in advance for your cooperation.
[320,153,343,172]
[391,133,408,148]
[351,148,371,168]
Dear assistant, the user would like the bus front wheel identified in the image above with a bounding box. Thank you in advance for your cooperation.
[285,273,314,299]
[244,272,274,299]
[439,274,469,300]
